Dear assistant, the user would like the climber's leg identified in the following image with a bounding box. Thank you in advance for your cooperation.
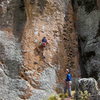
[67,81,72,97]
[64,81,67,94]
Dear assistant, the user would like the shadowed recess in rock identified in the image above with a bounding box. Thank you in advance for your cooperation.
[90,69,99,80]
[78,36,88,78]
[5,59,21,79]
[37,0,47,14]
[95,21,100,38]
[84,51,95,61]
[72,0,97,13]
[13,0,26,42]
[0,43,6,62]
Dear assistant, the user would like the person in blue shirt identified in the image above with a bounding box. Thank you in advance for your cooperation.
[64,69,72,97]
[42,37,47,43]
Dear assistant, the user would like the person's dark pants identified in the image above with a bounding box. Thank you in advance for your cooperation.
[64,81,72,97]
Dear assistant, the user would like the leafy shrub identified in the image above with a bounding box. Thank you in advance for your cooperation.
[48,95,58,100]
[59,93,68,98]
[48,93,69,100]
[79,90,90,100]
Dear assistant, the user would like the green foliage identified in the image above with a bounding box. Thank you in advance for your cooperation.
[48,93,69,100]
[48,95,58,100]
[79,90,90,100]
[59,93,68,98]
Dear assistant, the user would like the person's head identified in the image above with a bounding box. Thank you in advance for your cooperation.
[66,69,70,74]
[43,37,46,39]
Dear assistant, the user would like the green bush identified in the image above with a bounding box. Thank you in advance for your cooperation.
[48,95,58,100]
[48,93,69,100]
[79,90,90,100]
[59,93,68,98]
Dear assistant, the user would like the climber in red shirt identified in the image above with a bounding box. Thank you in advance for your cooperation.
[41,37,48,47]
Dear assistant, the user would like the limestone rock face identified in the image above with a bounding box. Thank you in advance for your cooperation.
[0,0,79,100]
[73,0,100,83]
[0,0,100,100]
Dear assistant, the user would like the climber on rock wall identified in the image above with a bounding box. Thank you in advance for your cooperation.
[64,68,72,97]
[41,37,48,47]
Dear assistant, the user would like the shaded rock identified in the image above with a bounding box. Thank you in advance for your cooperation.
[73,0,100,82]
[78,78,99,95]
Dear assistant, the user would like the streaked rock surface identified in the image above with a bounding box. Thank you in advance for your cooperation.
[0,0,79,99]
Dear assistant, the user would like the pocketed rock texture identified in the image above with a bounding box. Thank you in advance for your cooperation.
[72,0,100,85]
[0,0,79,100]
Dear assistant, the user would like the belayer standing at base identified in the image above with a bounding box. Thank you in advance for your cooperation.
[64,69,72,97]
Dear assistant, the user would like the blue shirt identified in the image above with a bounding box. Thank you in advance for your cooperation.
[42,38,47,43]
[65,73,72,81]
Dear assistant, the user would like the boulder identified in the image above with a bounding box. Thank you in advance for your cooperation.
[78,78,99,95]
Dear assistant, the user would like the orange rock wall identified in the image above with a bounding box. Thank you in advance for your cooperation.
[0,0,80,99]
[21,0,79,90]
